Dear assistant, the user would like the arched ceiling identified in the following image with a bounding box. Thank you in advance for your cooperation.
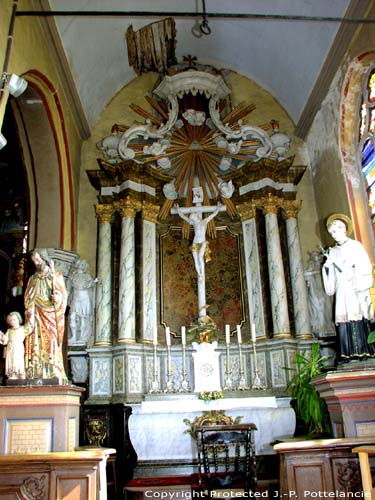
[41,0,371,137]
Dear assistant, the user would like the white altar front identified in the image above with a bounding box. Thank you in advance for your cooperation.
[128,395,295,476]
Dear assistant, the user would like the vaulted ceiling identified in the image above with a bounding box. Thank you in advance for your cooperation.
[35,0,372,138]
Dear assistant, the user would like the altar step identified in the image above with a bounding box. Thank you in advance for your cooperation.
[124,475,279,499]
[124,455,280,499]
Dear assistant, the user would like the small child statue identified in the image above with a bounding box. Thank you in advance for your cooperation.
[0,311,33,380]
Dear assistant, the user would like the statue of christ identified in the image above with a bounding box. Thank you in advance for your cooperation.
[171,187,226,323]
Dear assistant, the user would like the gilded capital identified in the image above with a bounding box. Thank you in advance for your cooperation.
[237,202,256,221]
[282,200,302,219]
[95,204,115,224]
[260,194,280,215]
[114,197,142,218]
[142,200,160,223]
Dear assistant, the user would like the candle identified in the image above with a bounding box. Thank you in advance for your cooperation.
[166,326,171,346]
[251,323,256,343]
[181,326,186,345]
[153,326,158,346]
[225,324,230,344]
[237,325,242,344]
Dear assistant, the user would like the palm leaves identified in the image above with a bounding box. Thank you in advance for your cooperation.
[287,343,331,436]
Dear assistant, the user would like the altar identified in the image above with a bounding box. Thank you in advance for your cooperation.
[128,395,295,477]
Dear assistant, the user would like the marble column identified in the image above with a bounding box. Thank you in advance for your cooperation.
[282,201,312,338]
[94,204,114,345]
[261,195,290,336]
[238,202,265,338]
[141,201,159,343]
[115,198,141,343]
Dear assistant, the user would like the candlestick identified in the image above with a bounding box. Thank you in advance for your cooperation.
[251,323,256,343]
[166,326,171,346]
[251,333,266,390]
[225,324,230,344]
[223,326,233,391]
[164,344,175,393]
[236,341,248,390]
[149,343,161,393]
[236,325,242,344]
[153,326,158,346]
[179,329,190,393]
[181,326,186,346]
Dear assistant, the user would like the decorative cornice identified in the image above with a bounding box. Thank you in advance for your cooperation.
[282,200,302,219]
[236,202,257,221]
[114,197,142,218]
[142,201,160,223]
[95,204,115,224]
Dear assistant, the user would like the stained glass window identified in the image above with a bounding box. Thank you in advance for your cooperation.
[359,68,375,226]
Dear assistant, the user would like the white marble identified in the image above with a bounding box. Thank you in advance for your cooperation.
[142,220,157,342]
[141,396,277,413]
[285,217,311,336]
[129,397,295,461]
[265,213,290,333]
[101,179,156,197]
[90,354,112,398]
[95,222,112,344]
[118,216,136,340]
[239,178,296,196]
[242,219,265,337]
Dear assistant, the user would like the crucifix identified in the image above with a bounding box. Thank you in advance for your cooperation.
[171,187,227,324]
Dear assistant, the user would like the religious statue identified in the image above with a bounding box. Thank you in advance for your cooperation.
[0,311,33,380]
[24,249,68,383]
[67,258,97,346]
[171,186,227,330]
[322,214,375,363]
[174,202,222,278]
[305,249,336,337]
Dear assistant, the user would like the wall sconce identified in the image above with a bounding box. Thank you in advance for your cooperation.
[0,74,28,150]
[5,73,28,97]
[0,132,7,150]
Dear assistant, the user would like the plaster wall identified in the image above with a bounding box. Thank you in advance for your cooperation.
[306,67,350,247]
[307,2,375,257]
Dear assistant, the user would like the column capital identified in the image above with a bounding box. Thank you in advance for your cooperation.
[237,202,256,221]
[282,199,302,219]
[260,194,281,215]
[95,204,115,224]
[142,200,160,223]
[114,197,142,218]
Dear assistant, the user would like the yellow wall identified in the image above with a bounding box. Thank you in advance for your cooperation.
[0,1,83,251]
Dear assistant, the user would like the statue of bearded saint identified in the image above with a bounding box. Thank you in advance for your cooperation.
[24,249,68,383]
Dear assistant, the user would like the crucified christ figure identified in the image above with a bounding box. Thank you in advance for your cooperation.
[171,187,226,322]
[176,207,222,277]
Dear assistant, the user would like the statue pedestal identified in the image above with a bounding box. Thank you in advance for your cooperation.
[192,341,221,393]
[313,364,375,438]
[0,384,84,454]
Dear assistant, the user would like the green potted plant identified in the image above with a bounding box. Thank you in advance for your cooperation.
[286,343,331,437]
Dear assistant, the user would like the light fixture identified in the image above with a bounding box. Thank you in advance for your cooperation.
[6,73,28,97]
[0,132,7,150]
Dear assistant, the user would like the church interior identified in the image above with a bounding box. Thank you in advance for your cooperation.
[1,1,375,499]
